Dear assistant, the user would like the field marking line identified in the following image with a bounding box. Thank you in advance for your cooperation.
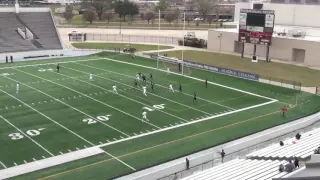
[0,75,130,137]
[13,68,159,130]
[0,115,54,157]
[102,57,278,101]
[58,67,189,123]
[65,64,213,116]
[37,104,287,180]
[72,62,234,111]
[0,88,136,171]
[0,57,105,70]
[0,161,7,169]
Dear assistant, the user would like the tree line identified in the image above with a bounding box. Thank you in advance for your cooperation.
[63,0,223,25]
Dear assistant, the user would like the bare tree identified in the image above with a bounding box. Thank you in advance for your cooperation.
[185,14,192,26]
[83,9,97,24]
[155,0,170,11]
[207,15,213,27]
[144,11,155,24]
[193,0,215,21]
[103,12,114,23]
[83,0,114,20]
[63,5,74,24]
[164,13,177,25]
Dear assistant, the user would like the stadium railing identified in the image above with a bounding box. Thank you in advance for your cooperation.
[157,120,320,180]
[259,76,302,91]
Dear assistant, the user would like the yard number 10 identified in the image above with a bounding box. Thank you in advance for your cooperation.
[143,104,165,112]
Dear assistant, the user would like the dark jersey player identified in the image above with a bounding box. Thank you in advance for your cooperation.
[193,92,197,103]
[142,74,146,83]
[56,63,60,73]
[150,73,153,80]
[150,81,155,92]
[205,78,208,88]
[179,84,182,92]
[134,79,138,87]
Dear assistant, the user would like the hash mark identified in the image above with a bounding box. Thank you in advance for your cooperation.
[68,149,71,152]
[14,162,17,166]
[107,140,110,142]
[169,124,173,126]
[33,158,36,161]
[99,141,102,144]
[60,152,63,155]
[84,145,87,148]
[134,133,137,135]
[42,156,46,159]
[164,126,167,128]
[113,138,117,141]
[24,160,27,164]
[180,121,184,123]
[152,129,156,131]
[76,147,80,150]
[120,136,124,139]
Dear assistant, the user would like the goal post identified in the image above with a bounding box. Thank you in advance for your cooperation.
[156,55,192,76]
[316,87,320,95]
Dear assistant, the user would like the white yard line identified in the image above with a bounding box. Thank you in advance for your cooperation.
[0,115,54,156]
[0,88,136,171]
[57,67,189,123]
[0,161,7,169]
[1,75,130,137]
[0,57,104,70]
[102,57,278,101]
[14,68,160,130]
[73,62,235,111]
[63,65,213,115]
[98,99,278,148]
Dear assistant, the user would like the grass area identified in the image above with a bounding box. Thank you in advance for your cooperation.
[1,53,319,180]
[162,50,320,86]
[71,43,174,51]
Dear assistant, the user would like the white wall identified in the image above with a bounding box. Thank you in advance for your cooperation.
[234,3,320,28]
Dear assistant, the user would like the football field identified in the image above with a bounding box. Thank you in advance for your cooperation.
[0,52,319,179]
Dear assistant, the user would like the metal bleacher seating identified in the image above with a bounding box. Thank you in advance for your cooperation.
[246,127,320,160]
[0,12,37,53]
[0,11,62,53]
[181,159,288,180]
[17,12,62,50]
[180,127,320,180]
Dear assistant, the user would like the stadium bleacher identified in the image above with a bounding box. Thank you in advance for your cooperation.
[0,11,62,53]
[179,127,320,180]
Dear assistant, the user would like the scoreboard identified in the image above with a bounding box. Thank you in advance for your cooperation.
[238,9,275,45]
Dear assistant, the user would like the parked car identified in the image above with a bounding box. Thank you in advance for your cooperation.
[194,17,203,21]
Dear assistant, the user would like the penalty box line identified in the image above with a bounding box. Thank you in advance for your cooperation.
[103,57,278,102]
[0,87,136,171]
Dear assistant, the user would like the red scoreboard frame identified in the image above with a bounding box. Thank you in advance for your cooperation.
[238,9,275,45]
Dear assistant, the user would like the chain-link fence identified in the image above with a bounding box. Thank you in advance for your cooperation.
[84,33,181,45]
[157,117,320,180]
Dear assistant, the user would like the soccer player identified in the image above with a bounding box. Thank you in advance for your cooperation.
[56,63,60,73]
[89,73,93,81]
[142,110,148,122]
[169,83,174,93]
[150,81,155,92]
[205,78,208,88]
[134,79,138,87]
[282,105,287,116]
[131,53,135,59]
[142,74,146,84]
[16,83,19,94]
[167,68,170,75]
[112,85,118,94]
[179,84,182,92]
[193,92,197,103]
[142,86,147,96]
[149,73,153,80]
[136,73,140,81]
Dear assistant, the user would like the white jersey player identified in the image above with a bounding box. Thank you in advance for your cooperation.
[142,86,147,96]
[169,83,174,93]
[112,85,118,94]
[16,83,20,94]
[136,74,140,81]
[89,73,93,81]
[167,68,170,75]
[142,111,148,122]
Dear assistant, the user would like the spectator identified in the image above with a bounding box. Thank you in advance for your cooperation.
[186,158,189,170]
[296,133,301,140]
[5,55,8,63]
[10,55,13,63]
[280,141,284,146]
[294,157,299,168]
[279,164,284,172]
[285,160,295,172]
[221,149,225,163]
[314,146,320,154]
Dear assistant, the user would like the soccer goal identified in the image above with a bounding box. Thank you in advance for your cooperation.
[156,55,192,76]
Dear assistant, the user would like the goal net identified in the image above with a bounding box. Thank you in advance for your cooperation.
[156,55,192,76]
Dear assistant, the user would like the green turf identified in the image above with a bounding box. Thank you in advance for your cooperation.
[72,43,174,51]
[1,53,318,180]
[162,50,320,86]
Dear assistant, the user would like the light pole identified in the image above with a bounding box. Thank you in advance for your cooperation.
[119,16,122,34]
[218,33,222,53]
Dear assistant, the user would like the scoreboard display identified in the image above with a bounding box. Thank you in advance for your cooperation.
[238,9,275,45]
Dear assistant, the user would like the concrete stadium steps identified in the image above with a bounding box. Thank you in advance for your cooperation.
[246,127,320,160]
[181,159,288,180]
[0,12,37,53]
[17,12,62,50]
